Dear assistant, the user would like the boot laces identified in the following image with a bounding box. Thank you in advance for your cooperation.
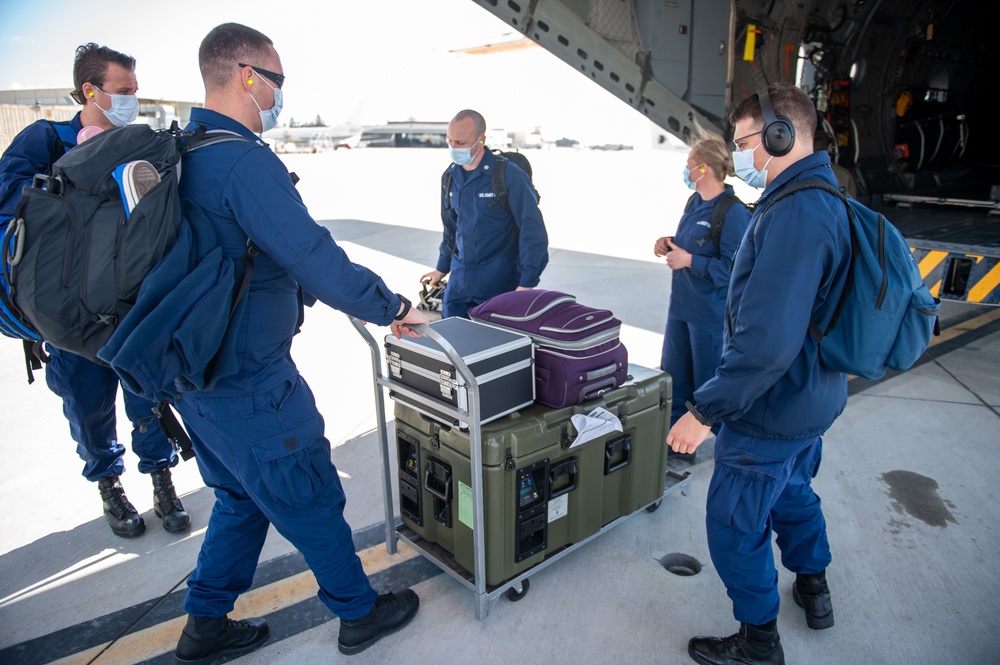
[223,617,254,633]
[103,483,136,518]
[153,472,184,512]
[372,593,401,612]
[718,630,748,656]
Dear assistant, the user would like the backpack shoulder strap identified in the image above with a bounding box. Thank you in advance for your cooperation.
[45,120,78,167]
[709,192,741,250]
[756,178,856,343]
[491,153,510,211]
[683,193,697,213]
[181,127,255,154]
[758,179,846,217]
[441,166,454,213]
[48,121,78,149]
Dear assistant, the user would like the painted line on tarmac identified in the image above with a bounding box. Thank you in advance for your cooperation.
[0,523,442,665]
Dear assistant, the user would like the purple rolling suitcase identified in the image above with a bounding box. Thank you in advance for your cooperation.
[469,290,628,408]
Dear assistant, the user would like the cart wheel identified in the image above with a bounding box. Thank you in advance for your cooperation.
[646,499,663,513]
[506,579,530,602]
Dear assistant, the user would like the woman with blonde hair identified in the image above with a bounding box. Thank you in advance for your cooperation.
[654,138,750,450]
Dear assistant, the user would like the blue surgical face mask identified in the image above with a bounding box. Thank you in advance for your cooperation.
[450,147,472,165]
[93,88,138,127]
[732,142,772,189]
[248,72,283,133]
[449,141,481,166]
[683,165,705,190]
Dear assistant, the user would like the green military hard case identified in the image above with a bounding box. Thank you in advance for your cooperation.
[393,364,670,587]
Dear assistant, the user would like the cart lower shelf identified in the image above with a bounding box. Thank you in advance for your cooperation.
[394,467,691,619]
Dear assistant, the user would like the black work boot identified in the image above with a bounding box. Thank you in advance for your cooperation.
[688,621,785,665]
[793,570,835,629]
[151,468,191,533]
[173,614,269,665]
[338,590,420,655]
[97,476,145,538]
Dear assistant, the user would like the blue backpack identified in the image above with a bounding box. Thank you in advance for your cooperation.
[759,179,940,380]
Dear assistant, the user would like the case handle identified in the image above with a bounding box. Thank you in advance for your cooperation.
[604,434,631,474]
[549,457,578,498]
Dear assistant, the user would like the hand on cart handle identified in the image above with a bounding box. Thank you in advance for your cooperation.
[420,270,446,288]
[390,308,430,339]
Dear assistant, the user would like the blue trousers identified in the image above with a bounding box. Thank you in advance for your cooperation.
[660,316,723,430]
[175,374,377,620]
[44,346,176,481]
[442,295,478,319]
[706,426,831,625]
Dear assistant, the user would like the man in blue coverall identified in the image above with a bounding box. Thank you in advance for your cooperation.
[0,43,190,539]
[169,24,428,664]
[666,84,852,665]
[419,109,548,318]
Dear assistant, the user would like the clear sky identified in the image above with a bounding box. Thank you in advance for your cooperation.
[0,0,657,146]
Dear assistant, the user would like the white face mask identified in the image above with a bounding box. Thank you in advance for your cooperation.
[732,142,772,189]
[92,87,139,127]
[248,72,283,133]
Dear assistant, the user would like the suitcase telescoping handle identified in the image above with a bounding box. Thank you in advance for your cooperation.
[582,362,621,399]
[587,362,619,380]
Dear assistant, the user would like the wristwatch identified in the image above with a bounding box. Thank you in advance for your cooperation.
[394,294,412,321]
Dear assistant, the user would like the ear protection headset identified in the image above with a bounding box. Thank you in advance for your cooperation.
[758,88,795,157]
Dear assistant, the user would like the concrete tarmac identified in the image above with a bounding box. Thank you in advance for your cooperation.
[1,147,998,665]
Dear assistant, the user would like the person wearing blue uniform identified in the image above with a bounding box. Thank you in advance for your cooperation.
[169,24,427,665]
[420,109,548,318]
[667,85,852,665]
[0,43,189,539]
[654,138,750,449]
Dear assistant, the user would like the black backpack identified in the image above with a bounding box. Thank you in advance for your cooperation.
[2,123,253,374]
[442,149,540,213]
[683,191,745,251]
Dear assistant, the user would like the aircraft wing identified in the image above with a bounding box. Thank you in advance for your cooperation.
[467,0,732,146]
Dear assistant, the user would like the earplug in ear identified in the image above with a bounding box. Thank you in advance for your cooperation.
[247,79,253,85]
[700,168,706,173]
[88,91,94,97]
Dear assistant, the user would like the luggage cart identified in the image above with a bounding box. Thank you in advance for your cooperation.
[350,317,690,620]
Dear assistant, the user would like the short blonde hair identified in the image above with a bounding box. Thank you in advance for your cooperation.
[690,138,734,180]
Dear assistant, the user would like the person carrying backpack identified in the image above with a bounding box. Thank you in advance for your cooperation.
[653,138,750,451]
[418,109,549,318]
[0,43,190,539]
[666,85,852,665]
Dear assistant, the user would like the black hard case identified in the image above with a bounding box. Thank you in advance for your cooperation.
[384,317,534,427]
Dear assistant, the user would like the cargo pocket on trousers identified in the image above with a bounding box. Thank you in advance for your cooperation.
[706,440,785,534]
[249,416,335,511]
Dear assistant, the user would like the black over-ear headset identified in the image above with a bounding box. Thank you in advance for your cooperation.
[758,88,795,157]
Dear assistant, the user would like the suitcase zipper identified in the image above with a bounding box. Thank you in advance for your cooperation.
[539,312,615,334]
[535,341,624,360]
[487,294,577,322]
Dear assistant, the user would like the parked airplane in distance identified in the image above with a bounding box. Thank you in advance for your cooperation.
[263,102,368,153]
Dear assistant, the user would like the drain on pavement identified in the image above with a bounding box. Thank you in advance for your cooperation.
[659,553,702,576]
